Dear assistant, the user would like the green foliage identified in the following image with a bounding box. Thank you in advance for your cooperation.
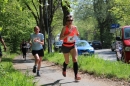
[44,52,64,65]
[110,0,130,25]
[52,8,63,37]
[74,0,117,48]
[0,0,35,52]
[0,53,34,86]
[0,64,34,86]
[1,0,130,52]
[74,0,94,20]
[74,17,98,41]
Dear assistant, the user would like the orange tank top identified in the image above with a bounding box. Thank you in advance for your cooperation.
[63,25,77,47]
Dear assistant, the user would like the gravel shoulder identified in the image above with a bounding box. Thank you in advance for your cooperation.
[13,53,130,86]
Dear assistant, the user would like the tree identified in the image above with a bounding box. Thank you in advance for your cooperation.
[0,0,33,52]
[110,0,130,25]
[74,0,98,41]
[61,0,71,26]
[93,0,116,48]
[23,0,61,53]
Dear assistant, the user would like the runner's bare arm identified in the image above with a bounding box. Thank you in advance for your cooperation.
[75,26,79,36]
[38,40,44,45]
[0,38,7,51]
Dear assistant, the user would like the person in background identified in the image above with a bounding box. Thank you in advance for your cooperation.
[26,41,31,53]
[29,26,44,76]
[0,35,7,62]
[60,14,81,81]
[20,39,27,60]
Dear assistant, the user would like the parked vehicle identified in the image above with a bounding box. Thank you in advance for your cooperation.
[76,40,94,55]
[116,26,130,63]
[88,41,92,46]
[111,42,116,51]
[92,40,102,49]
[53,40,63,52]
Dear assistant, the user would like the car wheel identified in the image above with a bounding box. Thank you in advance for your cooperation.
[111,49,114,51]
[111,46,114,51]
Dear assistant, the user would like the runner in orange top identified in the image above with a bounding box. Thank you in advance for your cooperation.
[60,14,81,81]
[62,25,78,47]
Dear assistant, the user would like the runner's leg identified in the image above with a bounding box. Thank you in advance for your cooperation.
[70,47,81,80]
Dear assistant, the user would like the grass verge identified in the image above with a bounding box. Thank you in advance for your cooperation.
[0,52,34,86]
[44,52,130,81]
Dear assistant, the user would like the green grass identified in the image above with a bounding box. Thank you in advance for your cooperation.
[44,52,130,81]
[0,52,34,86]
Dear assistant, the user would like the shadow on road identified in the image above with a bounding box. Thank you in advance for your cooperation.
[41,79,79,86]
[13,59,34,63]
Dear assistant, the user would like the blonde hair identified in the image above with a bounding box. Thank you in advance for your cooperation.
[34,26,40,30]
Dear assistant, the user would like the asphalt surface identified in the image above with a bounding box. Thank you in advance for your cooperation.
[95,49,117,61]
[13,53,126,86]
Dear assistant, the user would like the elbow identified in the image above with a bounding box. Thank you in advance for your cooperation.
[42,42,44,45]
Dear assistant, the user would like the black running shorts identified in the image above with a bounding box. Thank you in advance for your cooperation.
[32,49,44,57]
[61,45,75,53]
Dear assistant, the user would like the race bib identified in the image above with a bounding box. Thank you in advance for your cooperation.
[33,37,40,42]
[67,36,75,42]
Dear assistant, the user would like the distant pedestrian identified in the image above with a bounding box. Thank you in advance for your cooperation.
[0,34,7,62]
[60,14,81,81]
[29,26,44,76]
[20,39,27,60]
[26,41,31,53]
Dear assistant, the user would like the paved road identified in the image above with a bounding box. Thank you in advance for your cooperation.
[12,53,125,86]
[95,49,117,61]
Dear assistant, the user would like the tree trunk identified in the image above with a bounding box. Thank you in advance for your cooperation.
[61,1,71,26]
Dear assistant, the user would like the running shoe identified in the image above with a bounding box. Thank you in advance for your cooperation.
[75,75,81,81]
[32,66,36,73]
[62,71,66,77]
[37,71,40,76]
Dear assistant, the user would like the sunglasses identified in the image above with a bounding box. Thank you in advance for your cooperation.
[67,20,73,21]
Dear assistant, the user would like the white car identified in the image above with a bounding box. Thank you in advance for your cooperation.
[54,40,63,52]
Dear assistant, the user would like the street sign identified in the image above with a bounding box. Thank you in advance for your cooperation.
[111,24,120,29]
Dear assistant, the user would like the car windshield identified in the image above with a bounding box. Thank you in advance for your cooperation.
[92,41,101,43]
[124,27,130,39]
[76,41,89,47]
[55,41,63,45]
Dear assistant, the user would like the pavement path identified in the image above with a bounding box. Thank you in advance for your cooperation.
[13,53,128,86]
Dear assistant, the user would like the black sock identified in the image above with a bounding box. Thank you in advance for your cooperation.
[63,62,68,71]
[73,62,78,77]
